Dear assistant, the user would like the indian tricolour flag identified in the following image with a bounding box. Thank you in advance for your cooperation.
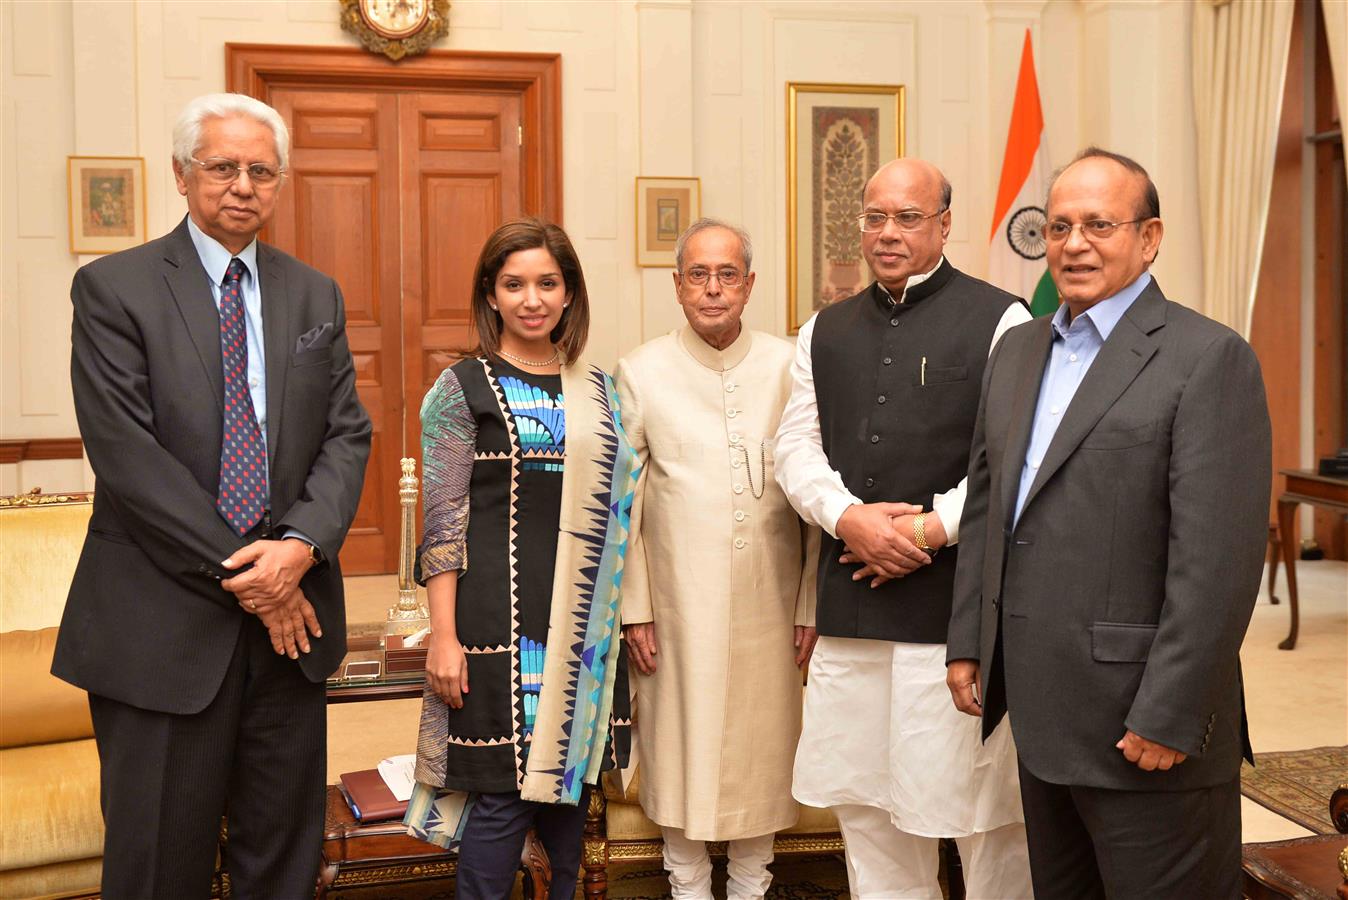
[988,29,1058,317]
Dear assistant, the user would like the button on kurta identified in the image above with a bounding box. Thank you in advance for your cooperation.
[734,510,745,522]
[883,357,893,365]
[727,409,738,418]
[734,484,744,494]
[725,383,736,393]
[890,318,900,326]
[729,432,741,444]
[877,395,886,404]
[871,434,880,443]
[734,538,745,549]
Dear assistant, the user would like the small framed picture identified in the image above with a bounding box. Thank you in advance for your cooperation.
[635,176,701,268]
[68,156,147,255]
[787,83,905,332]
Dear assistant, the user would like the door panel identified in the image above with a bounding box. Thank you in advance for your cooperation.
[400,92,523,475]
[263,87,524,573]
[269,89,403,574]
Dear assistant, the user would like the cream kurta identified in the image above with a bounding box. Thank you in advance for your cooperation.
[616,326,818,842]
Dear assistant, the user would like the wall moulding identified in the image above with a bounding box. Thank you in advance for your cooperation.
[0,439,85,465]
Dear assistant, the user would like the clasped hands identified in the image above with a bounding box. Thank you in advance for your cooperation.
[622,622,819,675]
[945,659,1188,771]
[835,502,942,588]
[221,538,319,659]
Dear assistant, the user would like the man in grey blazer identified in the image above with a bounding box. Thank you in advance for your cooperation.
[53,93,371,897]
[946,147,1271,898]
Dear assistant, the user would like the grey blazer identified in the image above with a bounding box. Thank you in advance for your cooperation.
[54,217,372,715]
[947,279,1271,792]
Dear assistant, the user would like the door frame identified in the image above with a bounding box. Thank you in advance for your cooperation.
[227,44,562,573]
[226,43,562,222]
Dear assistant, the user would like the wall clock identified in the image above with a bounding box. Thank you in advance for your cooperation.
[339,0,450,61]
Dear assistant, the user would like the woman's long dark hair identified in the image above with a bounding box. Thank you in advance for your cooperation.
[470,218,589,362]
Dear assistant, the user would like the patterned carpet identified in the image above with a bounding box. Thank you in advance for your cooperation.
[1240,745,1348,835]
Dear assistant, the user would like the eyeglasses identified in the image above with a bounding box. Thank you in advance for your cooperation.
[189,157,286,186]
[857,207,948,233]
[681,267,746,287]
[1045,218,1148,242]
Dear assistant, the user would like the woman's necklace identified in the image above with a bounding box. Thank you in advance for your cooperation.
[498,346,559,367]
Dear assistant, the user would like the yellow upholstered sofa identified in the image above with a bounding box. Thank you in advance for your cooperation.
[0,493,102,900]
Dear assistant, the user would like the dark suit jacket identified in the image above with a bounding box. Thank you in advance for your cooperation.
[54,217,372,715]
[947,279,1270,792]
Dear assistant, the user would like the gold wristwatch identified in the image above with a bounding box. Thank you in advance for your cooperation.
[913,512,932,551]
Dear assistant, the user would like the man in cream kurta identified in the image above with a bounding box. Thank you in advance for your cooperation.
[618,219,818,900]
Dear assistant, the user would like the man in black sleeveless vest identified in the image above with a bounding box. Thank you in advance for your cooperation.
[775,159,1032,897]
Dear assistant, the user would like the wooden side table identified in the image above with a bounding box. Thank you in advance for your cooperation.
[1272,469,1348,650]
[1242,835,1348,899]
[320,663,549,896]
[317,784,550,897]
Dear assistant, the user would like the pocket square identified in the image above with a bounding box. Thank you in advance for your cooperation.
[295,322,334,353]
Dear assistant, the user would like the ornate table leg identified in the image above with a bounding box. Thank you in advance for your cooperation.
[1266,523,1281,604]
[1276,496,1300,650]
[582,787,609,899]
[520,828,550,898]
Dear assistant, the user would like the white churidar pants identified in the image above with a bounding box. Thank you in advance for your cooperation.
[661,826,775,900]
[793,636,1031,899]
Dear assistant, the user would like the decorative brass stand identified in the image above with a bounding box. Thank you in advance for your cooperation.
[385,457,429,639]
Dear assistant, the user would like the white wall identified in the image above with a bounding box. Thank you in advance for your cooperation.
[1,0,1209,492]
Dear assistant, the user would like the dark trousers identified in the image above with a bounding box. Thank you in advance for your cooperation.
[89,617,327,899]
[455,786,592,900]
[1017,762,1241,900]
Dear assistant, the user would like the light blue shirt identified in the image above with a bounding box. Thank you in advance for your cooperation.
[1012,271,1152,526]
[186,217,269,451]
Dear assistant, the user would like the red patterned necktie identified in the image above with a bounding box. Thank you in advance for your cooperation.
[216,258,267,535]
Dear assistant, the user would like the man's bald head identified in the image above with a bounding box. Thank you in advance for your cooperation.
[859,158,953,295]
[863,158,952,212]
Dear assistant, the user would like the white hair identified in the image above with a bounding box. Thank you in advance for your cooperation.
[172,93,290,171]
[674,217,754,272]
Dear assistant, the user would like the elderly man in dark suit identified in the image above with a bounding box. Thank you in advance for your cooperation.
[946,146,1271,898]
[53,93,371,898]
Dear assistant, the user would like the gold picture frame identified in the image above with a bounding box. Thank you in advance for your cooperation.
[786,82,905,333]
[635,176,701,268]
[67,156,147,255]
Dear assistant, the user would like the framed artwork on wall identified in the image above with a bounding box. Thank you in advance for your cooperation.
[635,176,701,267]
[786,82,905,333]
[67,156,147,255]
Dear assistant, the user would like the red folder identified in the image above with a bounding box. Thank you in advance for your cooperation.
[338,768,409,824]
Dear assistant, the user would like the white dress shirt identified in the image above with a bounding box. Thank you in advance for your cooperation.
[774,258,1032,541]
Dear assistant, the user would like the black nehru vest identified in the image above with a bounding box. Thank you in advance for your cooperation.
[811,260,1023,643]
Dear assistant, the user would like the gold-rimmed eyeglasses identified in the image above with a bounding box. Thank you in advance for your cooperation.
[189,157,286,186]
[1045,218,1149,242]
[857,207,948,233]
[681,267,747,287]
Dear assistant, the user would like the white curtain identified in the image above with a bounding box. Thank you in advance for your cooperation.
[1192,0,1295,337]
[1323,0,1348,185]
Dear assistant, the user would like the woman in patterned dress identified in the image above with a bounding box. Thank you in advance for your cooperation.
[404,219,637,899]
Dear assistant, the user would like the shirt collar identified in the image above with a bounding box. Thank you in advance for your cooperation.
[186,216,259,286]
[678,323,753,372]
[1051,271,1151,342]
[877,255,945,306]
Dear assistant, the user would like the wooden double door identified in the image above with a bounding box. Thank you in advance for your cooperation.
[230,46,562,574]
